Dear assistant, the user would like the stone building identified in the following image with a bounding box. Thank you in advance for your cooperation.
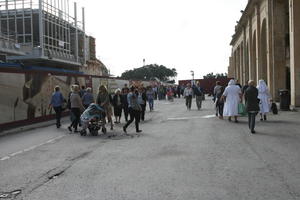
[228,0,300,108]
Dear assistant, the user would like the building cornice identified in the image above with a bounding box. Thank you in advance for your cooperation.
[230,0,259,46]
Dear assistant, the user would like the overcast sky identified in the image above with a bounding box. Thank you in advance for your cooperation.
[76,0,248,80]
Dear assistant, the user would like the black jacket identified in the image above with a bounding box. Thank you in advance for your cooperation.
[112,94,123,107]
[244,86,260,112]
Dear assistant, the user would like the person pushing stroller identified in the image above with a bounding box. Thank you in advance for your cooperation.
[80,103,106,136]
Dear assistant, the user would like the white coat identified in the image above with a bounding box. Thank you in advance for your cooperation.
[257,80,270,114]
[223,80,241,117]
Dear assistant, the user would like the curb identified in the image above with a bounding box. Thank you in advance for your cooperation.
[0,117,69,137]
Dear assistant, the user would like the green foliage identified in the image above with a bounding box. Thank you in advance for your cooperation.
[121,64,177,81]
[203,72,227,79]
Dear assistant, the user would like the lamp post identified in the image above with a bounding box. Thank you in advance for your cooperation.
[190,70,194,85]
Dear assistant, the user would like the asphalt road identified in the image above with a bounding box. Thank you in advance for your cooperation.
[0,97,300,200]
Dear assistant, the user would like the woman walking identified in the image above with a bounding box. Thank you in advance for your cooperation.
[121,87,129,122]
[146,86,155,111]
[213,81,224,119]
[138,87,147,121]
[222,79,242,122]
[49,86,64,128]
[68,85,84,133]
[123,86,142,134]
[112,89,123,123]
[81,87,94,109]
[97,85,114,130]
[245,80,260,134]
[257,80,271,121]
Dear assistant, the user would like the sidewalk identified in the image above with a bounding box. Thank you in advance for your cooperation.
[0,117,70,137]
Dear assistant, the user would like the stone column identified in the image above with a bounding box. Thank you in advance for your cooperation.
[289,0,300,107]
[255,4,261,82]
[248,19,254,81]
[240,45,244,84]
[267,0,275,98]
[272,0,287,101]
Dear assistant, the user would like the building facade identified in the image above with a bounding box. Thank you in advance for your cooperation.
[0,0,108,76]
[228,0,300,108]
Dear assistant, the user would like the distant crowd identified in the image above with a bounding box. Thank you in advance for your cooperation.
[49,79,275,135]
[49,83,188,135]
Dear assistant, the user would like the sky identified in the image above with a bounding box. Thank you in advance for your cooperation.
[76,0,248,81]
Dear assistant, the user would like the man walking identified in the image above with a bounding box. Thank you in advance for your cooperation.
[49,86,64,128]
[183,83,193,110]
[245,80,260,134]
[193,82,203,110]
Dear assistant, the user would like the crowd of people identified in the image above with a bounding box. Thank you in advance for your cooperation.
[49,83,181,135]
[212,79,273,134]
[49,79,274,136]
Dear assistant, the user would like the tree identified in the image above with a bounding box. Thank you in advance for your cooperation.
[121,64,177,81]
[203,72,227,79]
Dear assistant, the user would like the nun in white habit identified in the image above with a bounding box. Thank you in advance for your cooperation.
[257,79,271,121]
[222,79,242,122]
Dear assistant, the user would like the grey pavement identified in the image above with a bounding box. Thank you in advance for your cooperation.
[0,97,300,200]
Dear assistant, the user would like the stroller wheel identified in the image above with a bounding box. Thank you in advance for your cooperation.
[80,130,87,136]
[90,130,98,136]
[102,127,107,134]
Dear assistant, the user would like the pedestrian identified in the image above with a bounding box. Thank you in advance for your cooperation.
[183,83,193,110]
[213,81,224,119]
[121,87,129,122]
[236,80,242,88]
[245,80,260,134]
[242,81,249,96]
[257,80,271,121]
[123,86,142,134]
[79,85,86,97]
[81,87,94,109]
[177,85,181,98]
[193,82,204,110]
[153,86,158,100]
[221,79,242,122]
[146,86,155,111]
[112,88,123,124]
[97,85,114,130]
[138,87,147,121]
[68,85,84,133]
[49,85,64,128]
[167,87,174,102]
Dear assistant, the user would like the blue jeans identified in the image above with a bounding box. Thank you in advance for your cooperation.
[148,99,154,110]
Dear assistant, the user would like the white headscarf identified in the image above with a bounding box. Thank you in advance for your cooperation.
[257,80,268,93]
[228,79,236,86]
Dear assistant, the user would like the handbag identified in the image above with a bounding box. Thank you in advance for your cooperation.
[238,103,247,116]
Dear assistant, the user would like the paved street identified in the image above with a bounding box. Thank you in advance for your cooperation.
[0,97,300,200]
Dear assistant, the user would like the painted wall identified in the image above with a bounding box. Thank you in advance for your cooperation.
[0,69,156,130]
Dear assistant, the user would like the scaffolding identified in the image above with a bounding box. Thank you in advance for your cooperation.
[0,0,86,66]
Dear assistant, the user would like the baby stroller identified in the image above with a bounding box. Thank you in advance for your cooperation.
[80,103,106,136]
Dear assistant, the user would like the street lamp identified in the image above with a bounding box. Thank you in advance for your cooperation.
[190,70,194,85]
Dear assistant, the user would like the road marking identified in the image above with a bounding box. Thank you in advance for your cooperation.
[202,115,216,119]
[0,135,65,162]
[167,115,216,121]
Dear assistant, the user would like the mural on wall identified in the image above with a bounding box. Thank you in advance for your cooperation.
[0,72,87,124]
[23,74,86,119]
[0,73,27,123]
[0,71,164,127]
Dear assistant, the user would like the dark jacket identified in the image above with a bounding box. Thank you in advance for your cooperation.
[112,94,122,107]
[121,94,128,108]
[244,86,260,112]
[193,86,203,96]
